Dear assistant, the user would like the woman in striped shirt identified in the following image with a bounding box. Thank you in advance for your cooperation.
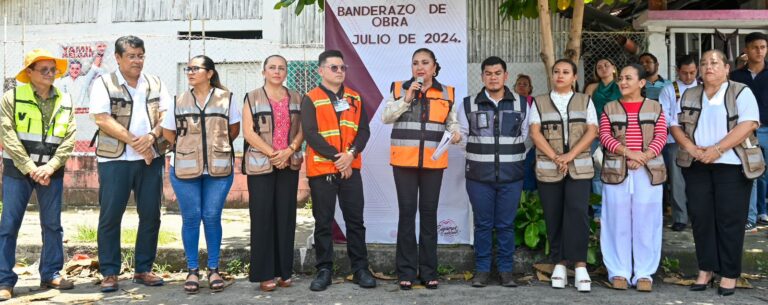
[599,64,667,292]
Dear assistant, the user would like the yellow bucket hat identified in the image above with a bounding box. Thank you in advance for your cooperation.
[15,49,68,83]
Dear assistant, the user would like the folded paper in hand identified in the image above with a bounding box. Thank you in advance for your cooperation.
[431,131,453,161]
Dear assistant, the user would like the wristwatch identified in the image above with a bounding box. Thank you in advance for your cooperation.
[347,147,356,157]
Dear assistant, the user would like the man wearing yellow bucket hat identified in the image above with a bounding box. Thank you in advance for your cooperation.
[0,49,77,301]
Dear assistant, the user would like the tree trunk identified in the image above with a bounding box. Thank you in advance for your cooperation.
[538,0,555,90]
[564,0,584,64]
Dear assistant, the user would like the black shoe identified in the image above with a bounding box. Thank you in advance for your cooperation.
[499,272,518,287]
[310,269,333,291]
[689,278,714,291]
[670,222,687,232]
[352,269,377,288]
[717,286,735,296]
[471,272,490,287]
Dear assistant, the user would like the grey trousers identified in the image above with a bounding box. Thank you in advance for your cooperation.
[663,143,688,224]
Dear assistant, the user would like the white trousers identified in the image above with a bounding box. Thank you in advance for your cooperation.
[600,168,663,285]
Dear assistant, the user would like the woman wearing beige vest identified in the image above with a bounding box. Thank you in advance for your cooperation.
[242,55,304,292]
[529,59,597,292]
[671,50,763,296]
[161,55,241,294]
[599,64,667,292]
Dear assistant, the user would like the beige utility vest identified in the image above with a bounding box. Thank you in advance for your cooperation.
[601,99,667,185]
[676,81,766,179]
[242,87,303,175]
[173,88,234,179]
[94,72,168,158]
[533,92,595,182]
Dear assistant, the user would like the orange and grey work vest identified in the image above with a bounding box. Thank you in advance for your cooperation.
[600,99,667,185]
[242,87,303,175]
[676,81,766,179]
[92,72,168,158]
[533,92,595,182]
[172,88,234,179]
[390,80,455,169]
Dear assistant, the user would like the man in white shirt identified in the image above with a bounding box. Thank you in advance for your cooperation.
[658,54,698,231]
[88,36,171,293]
[56,43,106,107]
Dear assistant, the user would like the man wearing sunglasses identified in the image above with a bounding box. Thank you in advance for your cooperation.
[0,49,77,301]
[301,50,376,291]
[88,35,172,292]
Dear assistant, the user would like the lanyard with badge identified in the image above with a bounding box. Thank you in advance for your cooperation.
[332,94,350,112]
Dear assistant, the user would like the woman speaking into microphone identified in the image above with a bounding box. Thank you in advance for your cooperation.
[382,48,461,290]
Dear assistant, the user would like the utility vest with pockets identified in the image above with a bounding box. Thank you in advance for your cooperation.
[242,87,303,175]
[92,72,168,158]
[601,99,667,185]
[172,88,234,179]
[533,92,595,182]
[2,84,72,179]
[676,81,766,179]
[390,80,455,169]
[304,86,363,178]
[463,90,527,183]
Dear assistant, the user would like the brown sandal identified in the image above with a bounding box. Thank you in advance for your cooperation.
[277,278,292,288]
[611,277,628,290]
[260,279,277,292]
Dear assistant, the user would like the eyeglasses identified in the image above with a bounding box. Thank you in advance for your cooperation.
[33,67,58,76]
[183,66,207,74]
[324,64,348,73]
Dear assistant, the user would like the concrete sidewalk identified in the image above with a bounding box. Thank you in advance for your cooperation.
[11,208,768,276]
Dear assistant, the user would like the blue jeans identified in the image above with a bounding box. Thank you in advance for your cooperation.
[591,140,603,217]
[0,175,64,287]
[523,149,537,191]
[466,179,523,273]
[749,126,768,224]
[170,167,233,270]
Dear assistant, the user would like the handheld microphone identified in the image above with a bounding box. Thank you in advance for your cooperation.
[413,76,424,102]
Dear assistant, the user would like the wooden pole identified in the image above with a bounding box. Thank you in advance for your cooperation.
[564,0,584,64]
[538,0,555,90]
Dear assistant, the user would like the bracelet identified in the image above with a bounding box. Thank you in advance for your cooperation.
[288,144,296,152]
[148,132,158,140]
[714,144,724,156]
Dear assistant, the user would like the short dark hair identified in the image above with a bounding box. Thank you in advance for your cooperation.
[622,63,648,80]
[319,50,343,66]
[481,56,507,72]
[115,35,145,56]
[639,52,658,64]
[553,58,578,74]
[69,59,82,67]
[745,32,768,46]
[676,54,697,69]
[413,48,441,77]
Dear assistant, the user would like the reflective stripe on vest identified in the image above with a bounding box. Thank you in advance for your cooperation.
[172,88,233,179]
[676,81,766,179]
[532,92,595,182]
[463,92,528,182]
[600,99,667,185]
[304,86,363,177]
[9,84,72,166]
[390,80,455,169]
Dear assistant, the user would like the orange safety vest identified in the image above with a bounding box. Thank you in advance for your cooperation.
[304,86,363,177]
[390,80,454,169]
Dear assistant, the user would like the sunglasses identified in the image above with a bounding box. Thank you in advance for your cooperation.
[324,64,348,73]
[32,67,58,76]
[183,66,207,74]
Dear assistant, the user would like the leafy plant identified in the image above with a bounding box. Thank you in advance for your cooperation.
[226,259,249,276]
[660,257,680,274]
[274,0,324,15]
[586,194,603,266]
[153,262,171,274]
[515,191,548,251]
[437,264,456,276]
[73,225,98,243]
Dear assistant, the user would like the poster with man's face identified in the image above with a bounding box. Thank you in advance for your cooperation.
[56,42,114,108]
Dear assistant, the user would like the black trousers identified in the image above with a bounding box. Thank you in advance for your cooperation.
[247,168,299,282]
[97,158,163,276]
[682,162,751,278]
[538,177,590,263]
[393,167,444,282]
[308,170,369,272]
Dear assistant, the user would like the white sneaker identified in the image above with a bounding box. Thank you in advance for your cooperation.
[551,264,567,289]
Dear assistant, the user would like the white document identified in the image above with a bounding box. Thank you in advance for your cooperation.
[431,131,453,161]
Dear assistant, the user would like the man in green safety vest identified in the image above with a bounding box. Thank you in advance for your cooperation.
[0,49,77,301]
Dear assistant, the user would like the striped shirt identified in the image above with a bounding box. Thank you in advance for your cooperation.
[599,101,667,156]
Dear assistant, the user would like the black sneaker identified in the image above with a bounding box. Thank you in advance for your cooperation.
[471,272,490,287]
[745,223,758,233]
[352,269,377,288]
[309,269,333,291]
[670,223,687,232]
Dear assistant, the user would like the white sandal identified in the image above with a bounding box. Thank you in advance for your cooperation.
[551,264,567,289]
[574,267,591,292]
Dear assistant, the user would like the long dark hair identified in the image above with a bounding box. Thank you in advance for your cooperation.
[191,55,226,91]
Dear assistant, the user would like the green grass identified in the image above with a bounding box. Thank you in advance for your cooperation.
[72,225,178,246]
[0,201,3,214]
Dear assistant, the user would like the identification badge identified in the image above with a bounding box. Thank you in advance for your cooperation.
[476,112,489,129]
[332,99,350,112]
